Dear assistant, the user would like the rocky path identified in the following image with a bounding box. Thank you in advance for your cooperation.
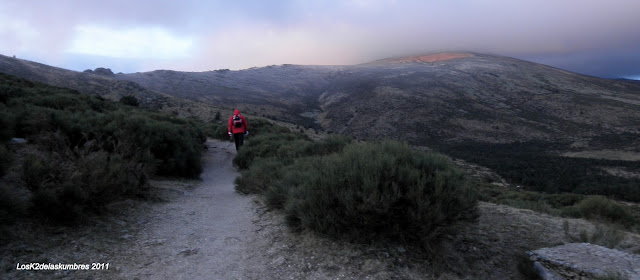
[114,140,260,279]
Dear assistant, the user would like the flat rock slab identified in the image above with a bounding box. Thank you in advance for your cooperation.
[529,243,640,279]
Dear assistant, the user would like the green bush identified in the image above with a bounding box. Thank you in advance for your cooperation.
[214,122,231,140]
[25,143,151,224]
[0,183,25,226]
[275,141,478,245]
[1,72,207,224]
[445,141,640,202]
[0,145,10,177]
[233,132,351,171]
[119,95,139,106]
[0,106,15,176]
[234,158,285,194]
[233,133,311,169]
[562,196,637,229]
[577,224,626,249]
[0,105,13,142]
[23,153,58,191]
[234,133,474,246]
[477,184,640,232]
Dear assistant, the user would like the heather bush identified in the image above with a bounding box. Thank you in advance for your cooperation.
[0,145,10,177]
[0,107,12,176]
[233,133,311,169]
[234,158,285,194]
[233,134,475,245]
[577,224,626,249]
[24,134,152,224]
[233,132,351,171]
[562,196,636,229]
[119,95,139,106]
[1,72,206,224]
[0,183,25,226]
[0,106,12,142]
[273,141,478,245]
[478,184,639,231]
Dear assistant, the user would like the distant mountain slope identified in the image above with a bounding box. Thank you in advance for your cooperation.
[0,54,221,120]
[615,78,640,85]
[116,65,343,126]
[319,54,640,146]
[0,54,161,105]
[115,53,640,149]
[3,53,639,149]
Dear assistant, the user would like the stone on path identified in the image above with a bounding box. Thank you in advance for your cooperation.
[528,243,640,279]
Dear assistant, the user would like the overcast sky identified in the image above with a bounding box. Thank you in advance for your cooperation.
[1,0,639,78]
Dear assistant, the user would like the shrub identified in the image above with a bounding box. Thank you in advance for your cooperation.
[0,106,15,176]
[0,144,10,177]
[25,144,150,224]
[571,223,626,249]
[233,133,311,169]
[276,141,478,245]
[0,105,13,142]
[1,73,208,224]
[234,158,285,194]
[23,153,58,191]
[445,141,640,202]
[214,122,231,140]
[0,183,25,226]
[119,95,139,106]
[562,196,636,229]
[301,134,352,156]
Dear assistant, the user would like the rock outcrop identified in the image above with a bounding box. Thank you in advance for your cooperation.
[528,243,640,279]
[84,67,115,76]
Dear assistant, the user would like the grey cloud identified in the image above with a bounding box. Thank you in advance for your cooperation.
[1,0,639,77]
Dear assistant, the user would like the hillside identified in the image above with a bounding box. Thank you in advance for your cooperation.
[0,54,221,120]
[321,53,640,146]
[113,52,640,200]
[115,65,343,127]
[3,53,640,199]
[113,53,640,148]
[5,52,639,147]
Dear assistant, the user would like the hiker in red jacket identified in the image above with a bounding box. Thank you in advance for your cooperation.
[227,109,249,151]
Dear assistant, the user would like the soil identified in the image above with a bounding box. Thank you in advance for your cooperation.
[2,140,639,279]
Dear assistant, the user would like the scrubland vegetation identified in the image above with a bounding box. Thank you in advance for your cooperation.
[446,141,640,202]
[233,122,639,249]
[233,123,479,248]
[479,184,639,233]
[0,73,205,225]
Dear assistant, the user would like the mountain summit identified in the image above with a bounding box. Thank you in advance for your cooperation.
[368,52,473,64]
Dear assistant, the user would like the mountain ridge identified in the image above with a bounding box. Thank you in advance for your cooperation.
[2,52,640,149]
[0,54,222,120]
[113,53,640,148]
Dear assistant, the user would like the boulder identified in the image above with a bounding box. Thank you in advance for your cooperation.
[528,243,640,279]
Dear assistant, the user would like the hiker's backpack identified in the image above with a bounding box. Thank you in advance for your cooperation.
[232,115,243,128]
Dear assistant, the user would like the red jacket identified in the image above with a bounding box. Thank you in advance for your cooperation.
[228,109,248,134]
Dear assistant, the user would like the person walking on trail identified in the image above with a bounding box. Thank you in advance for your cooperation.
[228,109,249,151]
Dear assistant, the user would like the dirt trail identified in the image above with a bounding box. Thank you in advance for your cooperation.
[113,140,261,279]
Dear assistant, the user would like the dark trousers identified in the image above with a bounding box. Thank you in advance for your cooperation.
[233,133,244,151]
